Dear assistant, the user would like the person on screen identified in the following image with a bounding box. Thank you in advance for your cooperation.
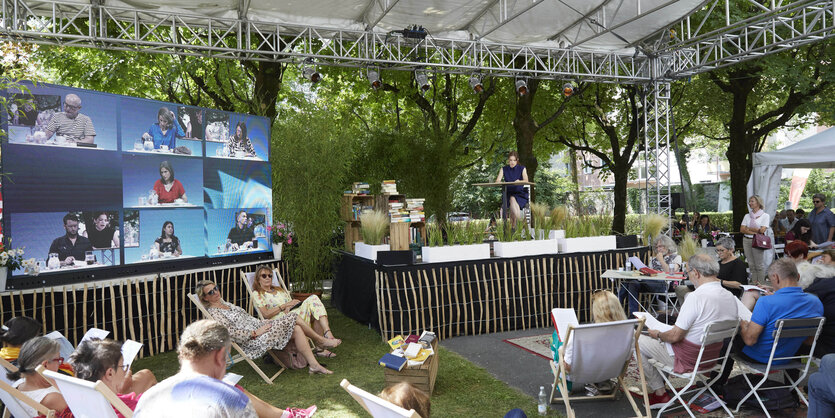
[227,121,256,158]
[42,94,96,144]
[153,161,187,204]
[142,107,184,150]
[83,212,120,249]
[154,221,182,257]
[227,211,255,250]
[48,213,93,266]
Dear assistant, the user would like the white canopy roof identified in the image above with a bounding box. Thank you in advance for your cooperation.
[109,0,707,51]
[748,127,835,216]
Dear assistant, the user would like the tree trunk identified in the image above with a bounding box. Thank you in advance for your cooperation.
[252,61,284,121]
[726,135,753,234]
[569,150,582,215]
[611,165,629,234]
[513,79,540,202]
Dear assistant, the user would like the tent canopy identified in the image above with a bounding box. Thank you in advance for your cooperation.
[748,127,835,216]
[105,0,706,51]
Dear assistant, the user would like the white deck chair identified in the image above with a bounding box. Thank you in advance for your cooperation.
[186,292,285,384]
[732,317,826,417]
[242,269,317,351]
[37,365,132,418]
[340,379,421,418]
[648,318,740,417]
[0,358,56,418]
[549,317,650,418]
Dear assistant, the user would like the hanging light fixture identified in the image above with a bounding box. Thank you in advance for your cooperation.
[469,74,483,93]
[367,68,381,90]
[301,59,321,83]
[515,78,528,96]
[562,82,575,97]
[415,70,430,93]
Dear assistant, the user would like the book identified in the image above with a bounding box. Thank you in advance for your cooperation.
[633,312,673,333]
[387,335,405,350]
[379,353,407,371]
[404,334,420,344]
[639,267,662,276]
[627,256,647,270]
[222,372,244,386]
[404,342,422,359]
[418,330,436,348]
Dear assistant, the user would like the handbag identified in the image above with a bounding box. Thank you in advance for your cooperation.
[752,233,772,249]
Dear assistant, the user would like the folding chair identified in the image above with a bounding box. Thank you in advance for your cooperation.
[0,358,57,418]
[186,292,285,384]
[648,318,741,417]
[37,365,132,418]
[340,378,421,418]
[732,316,826,417]
[549,317,651,418]
[240,268,288,320]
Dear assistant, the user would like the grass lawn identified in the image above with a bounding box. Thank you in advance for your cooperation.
[133,298,559,417]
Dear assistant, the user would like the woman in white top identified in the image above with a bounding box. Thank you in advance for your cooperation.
[7,337,68,416]
[741,194,771,284]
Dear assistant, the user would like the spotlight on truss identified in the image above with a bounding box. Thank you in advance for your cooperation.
[515,78,528,96]
[368,68,381,90]
[301,60,321,83]
[562,82,575,97]
[415,70,430,93]
[469,74,483,93]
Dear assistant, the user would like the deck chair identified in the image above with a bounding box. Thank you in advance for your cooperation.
[37,365,132,418]
[549,317,650,418]
[186,292,285,384]
[340,379,421,418]
[648,318,741,417]
[0,358,57,418]
[732,317,826,417]
[242,269,317,350]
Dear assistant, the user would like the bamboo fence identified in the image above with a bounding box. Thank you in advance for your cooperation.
[0,261,288,359]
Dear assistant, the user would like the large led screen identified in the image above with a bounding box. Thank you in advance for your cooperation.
[1,82,274,284]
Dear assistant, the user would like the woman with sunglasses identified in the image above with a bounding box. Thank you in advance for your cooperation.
[197,280,339,374]
[6,337,68,416]
[250,266,339,357]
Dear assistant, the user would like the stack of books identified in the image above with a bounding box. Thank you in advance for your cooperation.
[344,182,371,196]
[405,198,425,223]
[350,202,374,220]
[381,180,398,194]
[378,331,436,370]
[388,199,411,223]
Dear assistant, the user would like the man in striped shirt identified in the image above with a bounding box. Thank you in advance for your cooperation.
[44,93,96,144]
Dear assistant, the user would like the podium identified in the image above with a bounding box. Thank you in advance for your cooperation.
[472,181,535,222]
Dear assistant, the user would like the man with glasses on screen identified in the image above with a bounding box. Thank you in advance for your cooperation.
[808,193,835,245]
[48,213,93,266]
[42,93,96,144]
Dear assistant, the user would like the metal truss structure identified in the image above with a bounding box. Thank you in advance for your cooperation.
[0,0,832,219]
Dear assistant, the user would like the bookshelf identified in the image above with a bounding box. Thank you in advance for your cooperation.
[341,194,375,251]
[379,193,426,249]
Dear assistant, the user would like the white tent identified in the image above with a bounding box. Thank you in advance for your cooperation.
[747,127,835,217]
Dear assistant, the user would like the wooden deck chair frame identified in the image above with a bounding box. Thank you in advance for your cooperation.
[187,292,285,384]
[732,316,826,418]
[340,378,421,418]
[0,359,56,418]
[549,317,650,418]
[648,318,741,418]
[242,268,318,350]
[36,365,132,418]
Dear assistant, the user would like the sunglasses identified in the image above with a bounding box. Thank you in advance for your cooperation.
[259,273,272,278]
[814,200,822,203]
[206,287,220,296]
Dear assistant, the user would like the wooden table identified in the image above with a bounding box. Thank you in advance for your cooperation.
[472,181,535,222]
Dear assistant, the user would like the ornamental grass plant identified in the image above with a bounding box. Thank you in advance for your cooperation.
[643,213,669,245]
[678,233,699,261]
[359,210,389,245]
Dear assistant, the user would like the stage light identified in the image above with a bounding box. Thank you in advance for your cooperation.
[515,78,528,96]
[301,60,321,83]
[415,70,430,93]
[562,82,575,97]
[469,74,483,93]
[368,68,381,90]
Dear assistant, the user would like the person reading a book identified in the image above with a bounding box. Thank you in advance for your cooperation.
[6,337,69,416]
[787,218,816,247]
[68,338,158,417]
[618,234,681,316]
[639,254,739,409]
[379,382,431,418]
[818,249,835,267]
[493,151,528,228]
[250,266,339,358]
[196,280,338,375]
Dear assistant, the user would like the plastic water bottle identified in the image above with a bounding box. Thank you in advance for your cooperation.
[625,260,632,271]
[538,386,547,415]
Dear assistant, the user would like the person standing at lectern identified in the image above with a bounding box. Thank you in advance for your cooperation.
[494,151,529,228]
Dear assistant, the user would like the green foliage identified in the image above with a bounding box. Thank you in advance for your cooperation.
[563,215,613,238]
[643,214,668,244]
[359,211,389,246]
[273,112,353,293]
[427,222,444,247]
[777,169,835,211]
[678,234,700,261]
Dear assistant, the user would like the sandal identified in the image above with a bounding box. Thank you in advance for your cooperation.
[318,338,342,349]
[324,329,336,339]
[315,349,337,358]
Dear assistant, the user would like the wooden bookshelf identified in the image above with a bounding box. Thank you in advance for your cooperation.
[341,194,375,251]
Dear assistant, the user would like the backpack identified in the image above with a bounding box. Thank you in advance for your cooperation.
[721,373,797,411]
[272,344,308,369]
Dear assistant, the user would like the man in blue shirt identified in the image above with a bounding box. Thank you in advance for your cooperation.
[808,193,835,245]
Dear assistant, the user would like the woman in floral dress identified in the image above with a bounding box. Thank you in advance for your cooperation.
[250,266,339,357]
[196,279,338,374]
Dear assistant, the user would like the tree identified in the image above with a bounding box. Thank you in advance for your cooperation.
[551,84,644,234]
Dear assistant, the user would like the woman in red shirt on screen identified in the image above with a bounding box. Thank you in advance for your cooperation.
[152,160,187,204]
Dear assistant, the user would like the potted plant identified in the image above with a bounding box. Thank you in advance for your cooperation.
[422,220,490,263]
[557,214,617,253]
[492,219,558,258]
[355,210,390,261]
[267,223,292,260]
[0,244,39,291]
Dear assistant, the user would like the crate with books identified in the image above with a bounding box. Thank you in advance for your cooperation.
[379,331,438,394]
[341,181,376,251]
